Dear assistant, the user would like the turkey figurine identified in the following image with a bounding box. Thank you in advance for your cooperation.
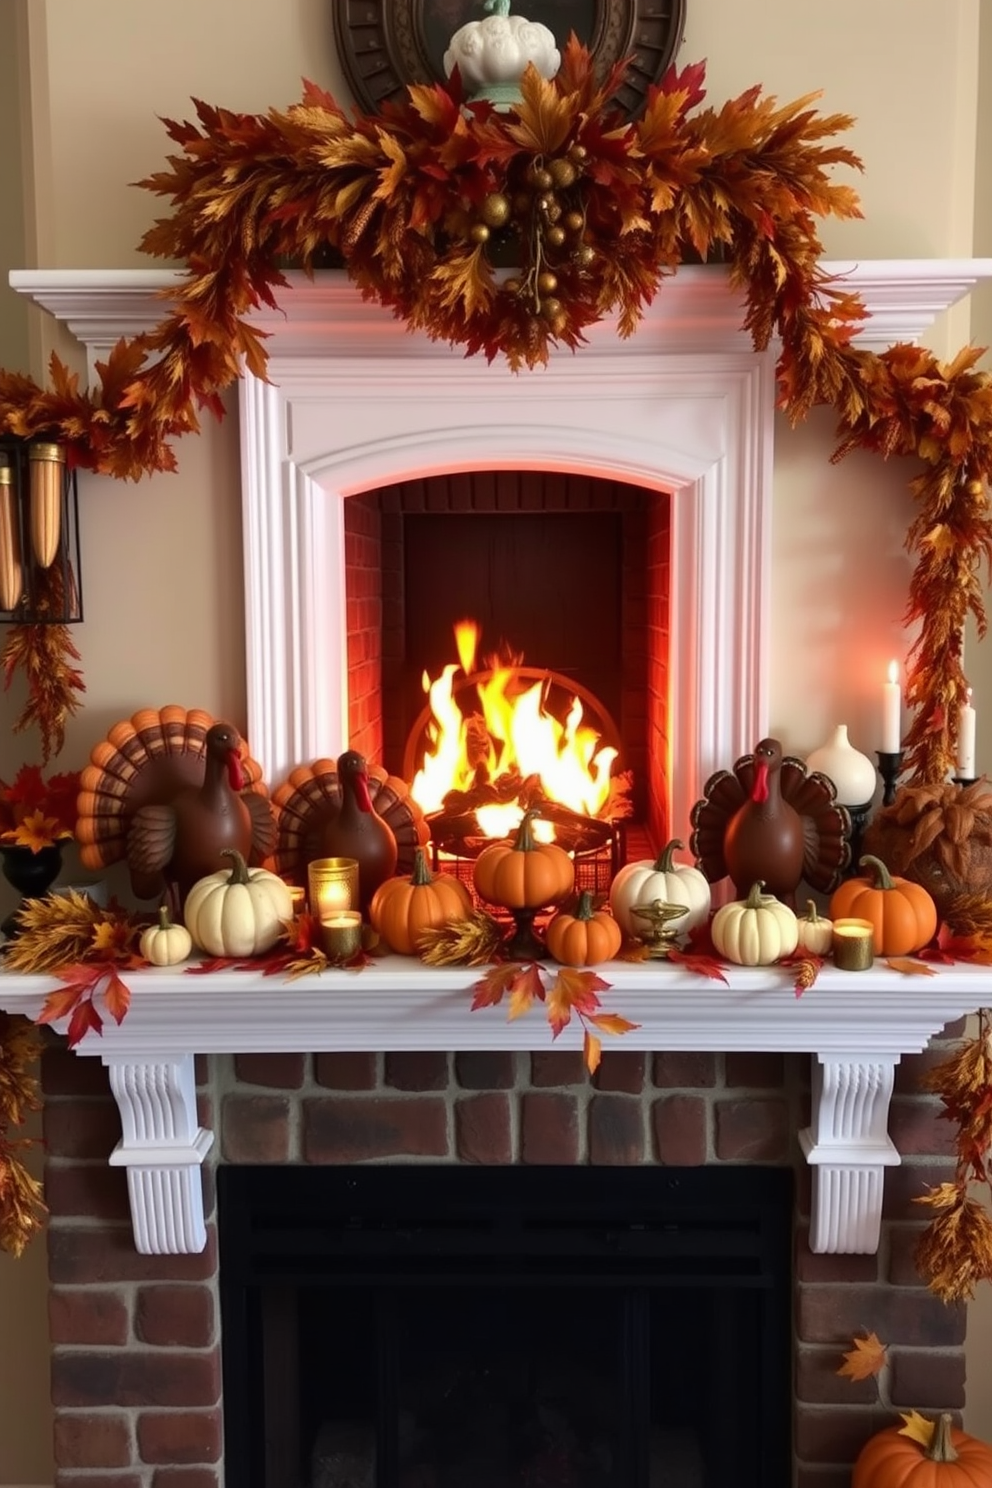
[689,737,851,905]
[269,751,430,911]
[317,750,399,913]
[75,707,277,913]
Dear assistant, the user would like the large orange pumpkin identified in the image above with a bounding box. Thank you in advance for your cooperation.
[852,1412,992,1488]
[472,808,575,911]
[828,854,937,957]
[545,890,622,966]
[369,847,473,956]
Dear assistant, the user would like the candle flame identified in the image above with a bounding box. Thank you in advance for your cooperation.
[887,659,899,684]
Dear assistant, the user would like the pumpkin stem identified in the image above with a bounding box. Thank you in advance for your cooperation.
[805,900,819,922]
[858,854,895,890]
[745,880,767,910]
[926,1414,958,1463]
[409,847,432,887]
[574,890,595,921]
[156,904,174,930]
[655,838,685,874]
[513,808,544,853]
[220,848,251,884]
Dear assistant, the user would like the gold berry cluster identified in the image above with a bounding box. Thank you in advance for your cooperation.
[471,145,594,332]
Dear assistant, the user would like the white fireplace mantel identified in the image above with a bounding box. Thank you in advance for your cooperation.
[0,959,986,1258]
[6,258,992,1260]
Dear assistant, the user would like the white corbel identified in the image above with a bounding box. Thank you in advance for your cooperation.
[799,1054,901,1253]
[104,1054,214,1254]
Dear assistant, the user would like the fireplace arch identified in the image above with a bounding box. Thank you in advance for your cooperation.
[238,267,775,843]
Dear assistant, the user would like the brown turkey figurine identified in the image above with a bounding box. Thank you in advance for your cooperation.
[75,706,277,913]
[270,750,431,915]
[689,737,851,906]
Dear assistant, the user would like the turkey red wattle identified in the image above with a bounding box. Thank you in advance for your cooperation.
[352,770,373,812]
[752,759,770,804]
[227,752,245,792]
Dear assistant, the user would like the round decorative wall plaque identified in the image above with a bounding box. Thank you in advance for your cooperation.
[333,1,687,119]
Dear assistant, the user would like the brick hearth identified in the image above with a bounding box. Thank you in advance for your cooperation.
[40,1029,968,1488]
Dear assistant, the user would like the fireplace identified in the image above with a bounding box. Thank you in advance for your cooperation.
[3,261,988,1487]
[218,1163,793,1488]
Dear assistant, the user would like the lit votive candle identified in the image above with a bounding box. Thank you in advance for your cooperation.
[832,918,875,972]
[320,910,363,960]
[308,857,359,920]
[286,885,307,917]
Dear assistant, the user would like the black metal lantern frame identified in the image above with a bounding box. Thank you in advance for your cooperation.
[0,435,83,624]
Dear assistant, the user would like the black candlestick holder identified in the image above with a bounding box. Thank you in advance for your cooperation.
[843,801,872,876]
[875,750,904,807]
[953,775,977,789]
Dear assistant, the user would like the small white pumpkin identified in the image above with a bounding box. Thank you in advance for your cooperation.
[609,838,711,938]
[710,881,799,966]
[140,904,193,966]
[796,899,833,956]
[184,849,293,958]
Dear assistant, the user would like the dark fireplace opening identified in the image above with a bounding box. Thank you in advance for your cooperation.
[218,1165,793,1488]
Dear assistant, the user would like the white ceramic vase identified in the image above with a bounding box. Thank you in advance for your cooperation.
[805,724,877,806]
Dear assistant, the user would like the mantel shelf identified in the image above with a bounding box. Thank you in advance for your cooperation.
[0,960,984,1258]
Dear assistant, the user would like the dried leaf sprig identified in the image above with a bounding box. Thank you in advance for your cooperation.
[471,961,639,1074]
[6,890,145,1049]
[913,1010,992,1300]
[417,910,504,967]
[0,1012,47,1257]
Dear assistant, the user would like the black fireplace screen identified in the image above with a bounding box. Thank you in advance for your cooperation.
[218,1165,793,1488]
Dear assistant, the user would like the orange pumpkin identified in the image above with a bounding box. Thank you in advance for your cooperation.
[852,1412,992,1488]
[828,854,937,957]
[369,847,473,955]
[472,808,575,911]
[545,890,622,966]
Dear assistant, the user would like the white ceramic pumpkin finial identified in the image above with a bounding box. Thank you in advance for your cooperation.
[444,0,561,110]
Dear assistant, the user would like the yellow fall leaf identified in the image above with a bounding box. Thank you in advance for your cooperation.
[898,1411,936,1449]
[5,811,63,852]
[885,957,936,977]
[836,1331,887,1381]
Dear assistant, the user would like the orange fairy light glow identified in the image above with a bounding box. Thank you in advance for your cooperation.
[410,620,617,834]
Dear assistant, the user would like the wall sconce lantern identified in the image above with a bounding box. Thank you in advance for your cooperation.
[0,436,82,623]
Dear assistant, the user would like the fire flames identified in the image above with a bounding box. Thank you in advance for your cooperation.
[410,621,618,836]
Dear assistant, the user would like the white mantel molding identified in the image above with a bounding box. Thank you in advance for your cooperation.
[0,960,986,1257]
[10,259,992,371]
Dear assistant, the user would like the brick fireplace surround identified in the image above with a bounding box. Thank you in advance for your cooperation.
[37,1025,968,1488]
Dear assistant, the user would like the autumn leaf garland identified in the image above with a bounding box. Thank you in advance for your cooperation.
[0,44,988,778]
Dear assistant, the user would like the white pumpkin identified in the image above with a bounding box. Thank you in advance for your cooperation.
[183,849,293,958]
[795,900,833,956]
[140,904,192,967]
[710,881,799,966]
[609,838,711,938]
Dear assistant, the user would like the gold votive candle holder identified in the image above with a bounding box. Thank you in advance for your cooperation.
[320,910,363,960]
[308,857,359,919]
[832,918,875,972]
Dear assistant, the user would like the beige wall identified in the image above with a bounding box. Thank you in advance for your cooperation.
[3,1,992,1477]
[0,7,57,1483]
